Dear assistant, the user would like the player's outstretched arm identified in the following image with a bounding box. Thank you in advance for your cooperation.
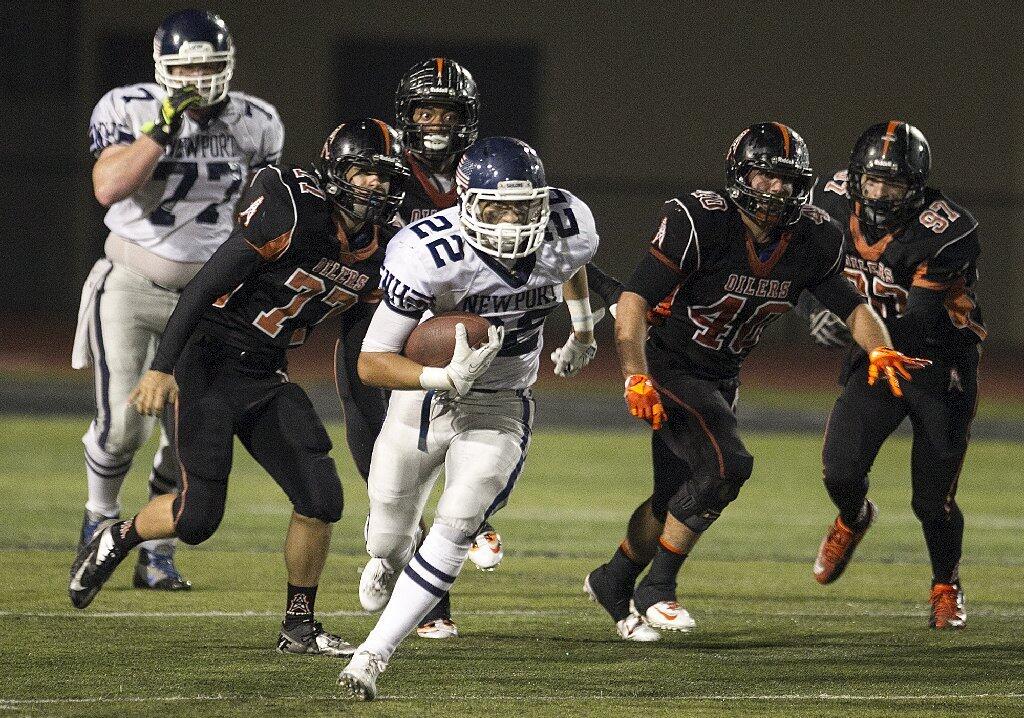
[615,291,666,430]
[551,267,598,377]
[845,304,931,398]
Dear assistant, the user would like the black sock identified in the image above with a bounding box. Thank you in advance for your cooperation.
[607,544,646,585]
[640,542,688,595]
[110,518,144,552]
[284,583,317,626]
[840,500,869,530]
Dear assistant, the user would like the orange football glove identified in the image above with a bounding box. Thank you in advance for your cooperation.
[624,374,667,430]
[867,347,932,398]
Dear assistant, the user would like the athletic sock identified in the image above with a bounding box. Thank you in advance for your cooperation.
[635,539,688,607]
[83,423,131,517]
[358,527,468,662]
[841,500,869,531]
[606,543,647,586]
[284,583,318,627]
[923,504,965,586]
[109,518,144,553]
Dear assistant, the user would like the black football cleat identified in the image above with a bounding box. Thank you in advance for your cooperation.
[134,547,192,591]
[277,620,356,657]
[69,520,129,609]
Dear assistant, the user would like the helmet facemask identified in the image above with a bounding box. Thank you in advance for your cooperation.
[154,41,234,105]
[402,100,477,167]
[321,157,408,225]
[730,162,813,226]
[848,167,923,233]
[459,181,550,260]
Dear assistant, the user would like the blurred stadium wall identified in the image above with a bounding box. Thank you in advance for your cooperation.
[3,2,1020,363]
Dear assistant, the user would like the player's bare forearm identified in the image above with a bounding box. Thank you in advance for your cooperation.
[92,140,165,207]
[563,268,594,344]
[615,291,650,378]
[357,351,429,390]
[845,303,893,352]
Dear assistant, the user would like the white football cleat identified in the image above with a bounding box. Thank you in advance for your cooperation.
[616,613,661,642]
[338,651,387,701]
[468,529,503,571]
[359,558,399,613]
[638,599,696,632]
[416,618,459,639]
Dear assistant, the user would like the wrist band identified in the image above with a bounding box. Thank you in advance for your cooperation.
[419,366,453,390]
[567,297,594,333]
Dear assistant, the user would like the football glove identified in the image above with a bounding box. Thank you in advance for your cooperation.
[550,333,597,377]
[808,309,852,348]
[867,347,932,398]
[624,374,666,430]
[141,86,204,146]
[443,323,504,396]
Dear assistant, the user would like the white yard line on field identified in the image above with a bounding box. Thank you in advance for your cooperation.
[0,693,1022,706]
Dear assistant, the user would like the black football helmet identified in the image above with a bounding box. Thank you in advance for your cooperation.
[315,119,410,224]
[153,9,234,105]
[848,121,931,232]
[396,58,480,166]
[725,122,814,225]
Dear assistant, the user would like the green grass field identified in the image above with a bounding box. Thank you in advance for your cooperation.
[1,417,1022,717]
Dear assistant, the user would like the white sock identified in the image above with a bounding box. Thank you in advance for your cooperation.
[358,526,470,662]
[82,422,130,517]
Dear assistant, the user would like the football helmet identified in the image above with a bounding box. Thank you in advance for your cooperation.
[396,58,480,165]
[848,121,930,232]
[456,137,550,259]
[315,119,410,225]
[726,122,814,225]
[153,9,234,106]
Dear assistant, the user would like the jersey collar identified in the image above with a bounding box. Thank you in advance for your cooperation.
[848,205,896,262]
[333,216,379,264]
[468,242,538,289]
[405,150,457,209]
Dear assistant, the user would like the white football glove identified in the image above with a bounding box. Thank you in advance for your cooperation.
[444,323,504,396]
[809,309,852,348]
[551,333,597,377]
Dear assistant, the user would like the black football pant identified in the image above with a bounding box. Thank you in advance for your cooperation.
[822,356,978,584]
[170,334,343,545]
[334,311,388,483]
[648,364,754,534]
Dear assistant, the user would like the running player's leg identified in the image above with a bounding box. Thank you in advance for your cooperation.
[814,368,906,584]
[238,380,354,655]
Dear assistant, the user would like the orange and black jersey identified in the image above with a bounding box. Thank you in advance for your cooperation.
[810,170,986,359]
[625,190,863,381]
[396,150,458,225]
[151,164,394,373]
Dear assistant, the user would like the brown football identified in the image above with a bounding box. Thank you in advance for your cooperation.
[404,312,493,367]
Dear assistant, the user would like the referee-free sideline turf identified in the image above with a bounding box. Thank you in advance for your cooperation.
[1,417,1022,717]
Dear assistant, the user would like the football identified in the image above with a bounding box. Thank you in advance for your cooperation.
[403,312,493,367]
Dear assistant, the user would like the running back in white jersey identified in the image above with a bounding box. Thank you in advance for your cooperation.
[88,83,284,263]
[379,187,599,390]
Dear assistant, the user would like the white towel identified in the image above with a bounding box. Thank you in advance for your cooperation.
[72,258,113,369]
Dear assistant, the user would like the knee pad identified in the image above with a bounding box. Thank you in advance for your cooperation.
[667,471,750,534]
[366,530,415,568]
[290,456,344,524]
[911,495,960,525]
[173,506,221,546]
[435,484,487,539]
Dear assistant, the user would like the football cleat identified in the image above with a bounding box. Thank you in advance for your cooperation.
[637,599,696,632]
[338,651,387,701]
[277,620,356,657]
[813,499,878,584]
[616,613,661,642]
[78,509,119,552]
[468,525,503,570]
[929,583,967,630]
[359,558,399,613]
[69,520,128,609]
[584,569,661,642]
[133,546,193,591]
[416,618,459,639]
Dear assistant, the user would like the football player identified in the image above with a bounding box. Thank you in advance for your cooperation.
[336,136,599,699]
[69,120,409,658]
[802,122,984,629]
[584,123,930,640]
[74,9,283,591]
[334,57,614,639]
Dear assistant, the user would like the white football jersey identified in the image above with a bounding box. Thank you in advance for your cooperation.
[88,83,284,263]
[380,188,599,390]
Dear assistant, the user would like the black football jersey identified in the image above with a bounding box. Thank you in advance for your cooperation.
[625,190,861,380]
[810,170,986,358]
[396,150,457,225]
[151,165,393,373]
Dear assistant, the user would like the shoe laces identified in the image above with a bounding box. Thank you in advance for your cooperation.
[820,521,854,564]
[930,584,960,618]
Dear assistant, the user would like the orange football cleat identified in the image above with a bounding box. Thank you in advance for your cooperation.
[813,500,877,584]
[929,583,966,629]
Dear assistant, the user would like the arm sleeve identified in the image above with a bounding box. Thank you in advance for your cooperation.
[360,301,421,353]
[624,199,700,306]
[150,229,262,373]
[235,167,298,261]
[88,89,136,158]
[809,271,864,320]
[900,228,982,342]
